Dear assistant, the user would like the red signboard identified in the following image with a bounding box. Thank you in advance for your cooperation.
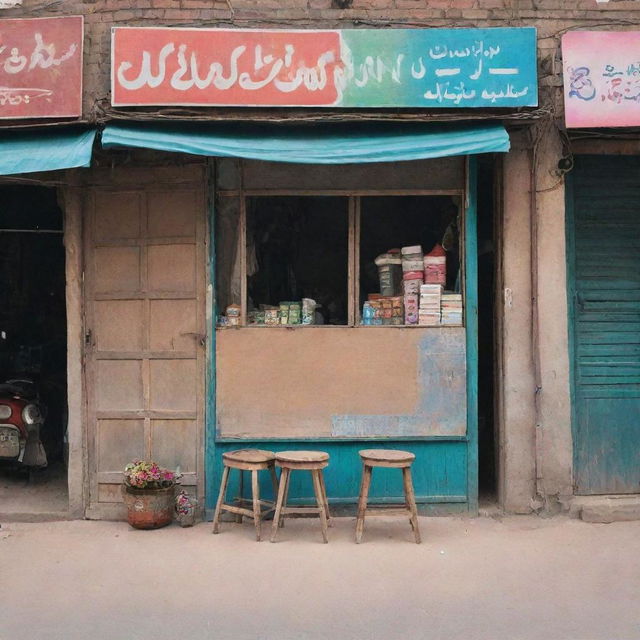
[0,16,83,120]
[112,27,342,107]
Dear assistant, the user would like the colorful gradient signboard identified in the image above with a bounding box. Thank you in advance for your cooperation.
[112,27,538,108]
[563,31,640,128]
[0,16,83,119]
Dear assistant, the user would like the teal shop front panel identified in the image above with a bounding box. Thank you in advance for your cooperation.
[567,155,640,495]
[212,440,468,512]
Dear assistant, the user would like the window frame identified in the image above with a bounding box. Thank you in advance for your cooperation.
[216,165,467,329]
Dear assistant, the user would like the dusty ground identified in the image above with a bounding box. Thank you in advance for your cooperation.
[0,462,68,520]
[1,514,638,640]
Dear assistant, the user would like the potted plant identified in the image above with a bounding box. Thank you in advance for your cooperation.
[122,460,181,530]
[175,490,197,527]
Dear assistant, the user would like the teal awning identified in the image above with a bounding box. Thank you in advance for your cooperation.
[101,122,509,164]
[0,128,96,176]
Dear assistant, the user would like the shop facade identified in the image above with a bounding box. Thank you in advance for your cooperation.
[0,2,638,522]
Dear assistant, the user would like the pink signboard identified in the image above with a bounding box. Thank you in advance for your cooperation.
[563,31,640,128]
[0,16,83,120]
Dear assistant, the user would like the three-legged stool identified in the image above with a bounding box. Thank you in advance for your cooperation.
[355,449,421,544]
[212,449,279,541]
[270,451,331,544]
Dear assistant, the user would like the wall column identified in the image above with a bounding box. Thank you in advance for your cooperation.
[498,134,537,513]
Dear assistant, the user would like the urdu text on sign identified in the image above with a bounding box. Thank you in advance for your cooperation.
[0,15,83,119]
[563,31,640,128]
[111,27,538,109]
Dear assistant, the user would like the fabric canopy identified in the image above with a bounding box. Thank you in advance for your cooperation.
[101,121,510,164]
[0,128,96,176]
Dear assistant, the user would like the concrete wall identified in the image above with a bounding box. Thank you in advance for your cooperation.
[499,134,537,513]
[2,0,640,122]
[5,0,635,513]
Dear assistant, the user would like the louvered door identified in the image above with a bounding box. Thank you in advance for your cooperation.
[569,156,640,494]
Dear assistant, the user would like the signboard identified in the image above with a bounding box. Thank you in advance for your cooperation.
[0,1,22,7]
[0,16,83,119]
[563,31,640,128]
[112,27,537,108]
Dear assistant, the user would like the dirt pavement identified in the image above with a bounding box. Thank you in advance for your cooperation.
[1,514,639,640]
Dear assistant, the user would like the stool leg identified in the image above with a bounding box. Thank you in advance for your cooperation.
[270,467,289,543]
[311,469,329,544]
[355,464,372,544]
[251,469,261,542]
[235,469,244,523]
[318,469,332,527]
[278,467,291,528]
[402,467,421,544]
[212,465,230,534]
[268,464,279,505]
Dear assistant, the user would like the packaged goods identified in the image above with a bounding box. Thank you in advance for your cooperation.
[419,284,443,326]
[302,298,316,325]
[404,294,419,325]
[279,302,290,325]
[402,270,424,295]
[368,299,383,325]
[288,302,301,325]
[226,304,241,317]
[401,245,423,259]
[402,259,424,272]
[264,308,279,325]
[362,301,374,325]
[375,251,402,296]
[441,293,463,325]
[424,243,447,285]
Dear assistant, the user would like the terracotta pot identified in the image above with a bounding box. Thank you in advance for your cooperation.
[122,484,175,529]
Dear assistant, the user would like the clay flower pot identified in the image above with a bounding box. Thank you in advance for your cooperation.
[122,484,176,530]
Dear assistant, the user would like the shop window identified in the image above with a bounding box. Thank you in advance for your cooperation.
[246,196,349,326]
[216,193,463,328]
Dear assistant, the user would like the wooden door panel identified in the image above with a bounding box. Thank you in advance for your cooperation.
[147,244,196,292]
[149,299,198,352]
[149,360,198,412]
[151,419,198,472]
[94,300,145,352]
[147,190,198,237]
[93,246,141,294]
[95,361,144,412]
[94,191,142,241]
[85,167,206,517]
[97,419,145,471]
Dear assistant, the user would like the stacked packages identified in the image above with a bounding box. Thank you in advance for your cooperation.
[441,293,463,325]
[401,245,424,325]
[419,284,443,325]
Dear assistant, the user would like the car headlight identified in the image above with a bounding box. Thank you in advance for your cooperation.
[0,404,11,420]
[22,404,41,425]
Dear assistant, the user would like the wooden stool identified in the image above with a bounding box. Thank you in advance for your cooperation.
[355,449,421,544]
[270,451,331,544]
[212,449,279,541]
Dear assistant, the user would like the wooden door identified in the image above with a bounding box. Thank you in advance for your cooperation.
[568,156,640,495]
[84,166,206,518]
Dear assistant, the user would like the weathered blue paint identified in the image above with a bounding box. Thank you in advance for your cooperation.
[566,155,640,495]
[205,157,480,514]
[465,156,479,514]
[213,440,467,508]
[205,159,218,510]
[331,329,467,437]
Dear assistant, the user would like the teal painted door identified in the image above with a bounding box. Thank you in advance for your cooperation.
[568,156,640,495]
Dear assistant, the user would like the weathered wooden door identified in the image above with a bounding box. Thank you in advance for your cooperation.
[568,156,640,495]
[84,166,206,518]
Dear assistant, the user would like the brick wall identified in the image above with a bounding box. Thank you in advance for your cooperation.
[3,0,640,122]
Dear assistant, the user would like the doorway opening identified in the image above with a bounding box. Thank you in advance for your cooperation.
[477,156,498,502]
[0,186,68,518]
